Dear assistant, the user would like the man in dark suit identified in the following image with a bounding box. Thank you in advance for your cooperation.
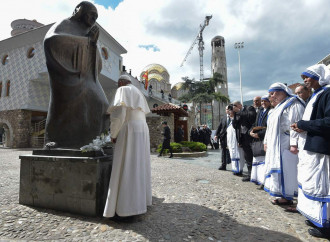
[215,105,231,170]
[158,121,173,158]
[203,124,213,149]
[175,125,184,143]
[232,101,257,181]
[253,96,262,114]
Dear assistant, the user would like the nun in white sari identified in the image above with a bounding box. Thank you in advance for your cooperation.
[226,106,245,175]
[263,83,305,204]
[291,64,330,238]
[103,75,152,218]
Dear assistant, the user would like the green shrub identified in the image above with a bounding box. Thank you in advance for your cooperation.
[180,141,207,152]
[156,142,182,154]
[156,141,206,154]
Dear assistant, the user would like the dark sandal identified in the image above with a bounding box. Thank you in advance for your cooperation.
[271,199,293,206]
[284,206,298,213]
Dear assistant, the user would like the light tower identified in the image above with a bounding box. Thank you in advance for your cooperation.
[234,42,244,104]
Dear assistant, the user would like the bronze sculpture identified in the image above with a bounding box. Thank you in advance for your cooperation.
[44,1,109,148]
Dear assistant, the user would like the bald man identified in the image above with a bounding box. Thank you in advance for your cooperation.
[295,84,311,103]
[253,96,262,113]
[232,101,257,181]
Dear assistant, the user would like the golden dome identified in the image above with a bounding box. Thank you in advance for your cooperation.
[140,63,169,82]
[172,82,184,90]
[148,73,164,82]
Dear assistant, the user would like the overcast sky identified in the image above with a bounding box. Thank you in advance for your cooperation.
[1,0,329,102]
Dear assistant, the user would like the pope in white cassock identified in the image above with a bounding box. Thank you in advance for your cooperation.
[291,64,330,239]
[103,75,152,218]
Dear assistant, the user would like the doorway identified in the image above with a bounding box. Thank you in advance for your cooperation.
[0,122,11,147]
[174,118,188,142]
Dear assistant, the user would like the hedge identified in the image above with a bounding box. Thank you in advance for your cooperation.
[156,141,206,154]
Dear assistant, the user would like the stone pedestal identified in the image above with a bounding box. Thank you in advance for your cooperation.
[19,149,112,217]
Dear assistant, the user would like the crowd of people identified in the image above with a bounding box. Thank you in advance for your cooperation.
[214,64,330,239]
[102,64,329,239]
[190,124,214,149]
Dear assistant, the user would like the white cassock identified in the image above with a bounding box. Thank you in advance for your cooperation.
[103,84,152,217]
[227,119,245,174]
[251,156,266,185]
[263,96,305,199]
[297,86,330,228]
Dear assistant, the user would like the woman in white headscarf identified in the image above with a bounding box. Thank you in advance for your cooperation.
[263,82,305,205]
[291,64,330,238]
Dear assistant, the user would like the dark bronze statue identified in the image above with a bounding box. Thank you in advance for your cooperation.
[44,1,109,148]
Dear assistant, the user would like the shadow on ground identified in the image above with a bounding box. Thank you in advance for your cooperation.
[24,196,301,241]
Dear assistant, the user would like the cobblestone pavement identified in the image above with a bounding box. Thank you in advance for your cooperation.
[0,148,328,241]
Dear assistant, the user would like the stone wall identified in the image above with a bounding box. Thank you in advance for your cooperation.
[146,114,174,151]
[0,109,32,148]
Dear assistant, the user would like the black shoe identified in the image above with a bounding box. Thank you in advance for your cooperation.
[242,176,251,182]
[234,172,243,177]
[157,154,161,157]
[218,166,226,170]
[305,220,317,228]
[308,227,330,239]
[169,155,173,158]
[257,185,264,190]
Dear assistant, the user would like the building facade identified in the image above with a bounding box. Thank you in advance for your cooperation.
[318,53,330,67]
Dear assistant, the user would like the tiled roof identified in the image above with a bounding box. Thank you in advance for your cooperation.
[152,103,188,117]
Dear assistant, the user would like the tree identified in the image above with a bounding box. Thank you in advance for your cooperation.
[209,73,229,127]
[179,73,229,127]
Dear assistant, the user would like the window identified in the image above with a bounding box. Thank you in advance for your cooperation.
[2,55,9,65]
[101,47,108,60]
[0,82,2,98]
[6,81,10,96]
[27,47,35,58]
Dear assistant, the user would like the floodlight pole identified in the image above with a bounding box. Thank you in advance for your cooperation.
[234,42,244,104]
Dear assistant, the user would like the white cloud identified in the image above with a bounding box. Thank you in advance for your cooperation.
[1,0,329,102]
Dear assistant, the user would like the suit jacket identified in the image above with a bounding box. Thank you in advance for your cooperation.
[249,107,270,141]
[298,87,330,155]
[162,126,171,141]
[232,105,256,144]
[215,116,229,145]
[175,127,184,142]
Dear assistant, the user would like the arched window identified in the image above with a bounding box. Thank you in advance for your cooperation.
[6,81,10,96]
[0,82,2,98]
[2,55,9,65]
[101,47,108,60]
[27,47,35,58]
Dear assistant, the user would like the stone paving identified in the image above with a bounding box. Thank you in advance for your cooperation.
[0,148,328,241]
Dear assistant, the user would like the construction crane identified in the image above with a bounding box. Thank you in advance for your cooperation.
[180,15,212,82]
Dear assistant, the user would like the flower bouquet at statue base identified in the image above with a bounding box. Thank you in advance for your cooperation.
[80,131,112,156]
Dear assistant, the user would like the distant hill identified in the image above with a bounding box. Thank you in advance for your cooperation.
[243,100,253,106]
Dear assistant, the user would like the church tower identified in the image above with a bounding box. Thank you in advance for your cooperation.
[211,36,229,127]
